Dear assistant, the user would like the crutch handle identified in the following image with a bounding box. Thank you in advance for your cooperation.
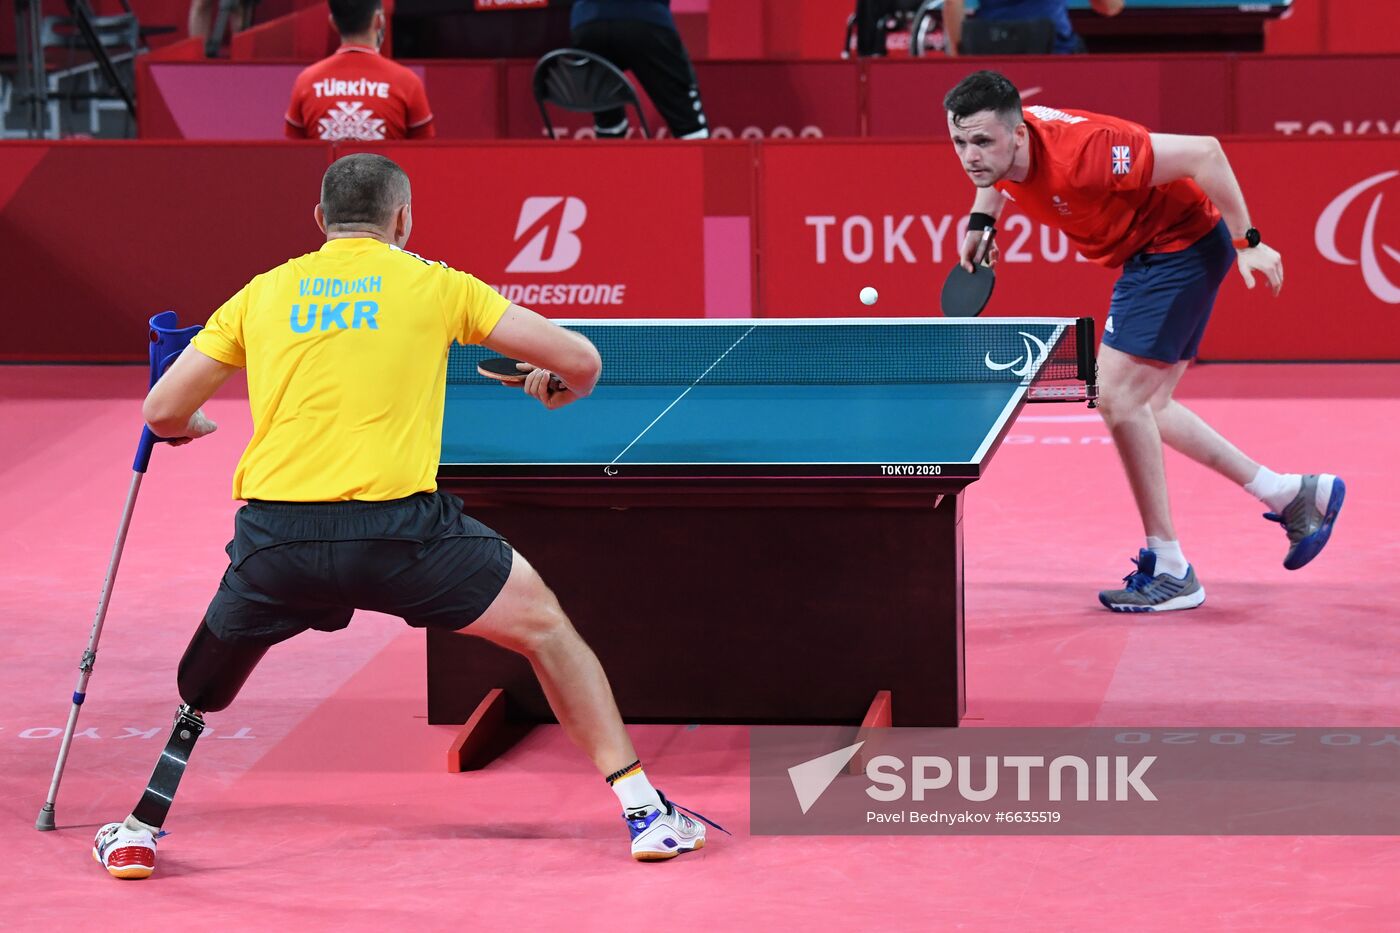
[135,311,203,473]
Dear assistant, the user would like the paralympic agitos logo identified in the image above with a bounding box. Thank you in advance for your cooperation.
[1316,171,1400,304]
[984,330,1050,378]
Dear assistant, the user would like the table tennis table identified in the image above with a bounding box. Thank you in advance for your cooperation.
[906,0,1290,55]
[1066,0,1290,53]
[427,317,1096,767]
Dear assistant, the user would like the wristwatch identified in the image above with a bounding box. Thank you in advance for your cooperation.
[1232,227,1261,249]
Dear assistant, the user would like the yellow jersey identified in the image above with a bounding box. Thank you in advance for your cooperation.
[191,237,509,501]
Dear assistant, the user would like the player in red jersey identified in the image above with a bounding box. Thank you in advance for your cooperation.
[285,0,434,142]
[943,71,1344,611]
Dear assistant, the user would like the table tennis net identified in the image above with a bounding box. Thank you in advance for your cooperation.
[447,319,1094,389]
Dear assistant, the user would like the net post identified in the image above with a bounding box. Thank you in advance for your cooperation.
[1075,316,1098,408]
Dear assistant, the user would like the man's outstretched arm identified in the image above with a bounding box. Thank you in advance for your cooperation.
[1148,133,1283,294]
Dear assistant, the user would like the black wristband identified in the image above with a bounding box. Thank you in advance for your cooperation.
[968,212,997,232]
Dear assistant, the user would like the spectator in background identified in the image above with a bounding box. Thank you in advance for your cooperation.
[570,0,710,139]
[285,0,434,141]
[853,0,903,56]
[943,0,1124,55]
[189,0,253,48]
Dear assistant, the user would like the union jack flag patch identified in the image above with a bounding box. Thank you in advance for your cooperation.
[1111,145,1132,175]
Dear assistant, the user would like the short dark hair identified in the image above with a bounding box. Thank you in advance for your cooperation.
[328,0,381,36]
[320,153,410,229]
[943,70,1023,129]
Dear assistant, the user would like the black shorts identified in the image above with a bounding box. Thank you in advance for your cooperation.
[570,19,708,138]
[205,492,512,644]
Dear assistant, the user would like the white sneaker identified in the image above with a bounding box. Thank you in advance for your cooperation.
[93,820,158,879]
[626,792,723,861]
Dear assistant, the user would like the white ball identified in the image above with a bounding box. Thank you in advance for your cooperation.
[859,286,879,306]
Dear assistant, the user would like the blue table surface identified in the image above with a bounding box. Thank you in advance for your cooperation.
[443,381,1021,467]
[440,318,1078,472]
[1063,0,1287,9]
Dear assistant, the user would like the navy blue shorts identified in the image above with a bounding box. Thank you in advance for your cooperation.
[205,492,513,644]
[1104,220,1235,364]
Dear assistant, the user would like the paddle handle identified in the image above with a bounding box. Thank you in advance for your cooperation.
[974,226,995,265]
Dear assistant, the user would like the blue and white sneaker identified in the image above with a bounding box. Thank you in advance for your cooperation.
[1098,549,1206,613]
[1266,473,1346,570]
[625,792,729,861]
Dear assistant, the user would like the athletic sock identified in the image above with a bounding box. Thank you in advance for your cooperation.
[1146,536,1189,579]
[1245,466,1303,513]
[123,814,159,835]
[608,760,664,815]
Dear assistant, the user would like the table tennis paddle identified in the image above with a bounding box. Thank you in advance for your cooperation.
[940,227,996,317]
[478,356,564,391]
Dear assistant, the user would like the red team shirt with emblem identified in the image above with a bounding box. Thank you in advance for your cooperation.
[994,106,1220,268]
[286,45,434,141]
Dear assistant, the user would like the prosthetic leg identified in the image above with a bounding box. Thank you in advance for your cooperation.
[130,620,272,828]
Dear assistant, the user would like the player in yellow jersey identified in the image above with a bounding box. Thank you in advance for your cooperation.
[92,154,716,880]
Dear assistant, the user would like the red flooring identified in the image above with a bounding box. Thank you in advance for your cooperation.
[3,364,1398,931]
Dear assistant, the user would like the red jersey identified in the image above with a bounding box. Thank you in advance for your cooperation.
[994,106,1219,268]
[285,45,434,141]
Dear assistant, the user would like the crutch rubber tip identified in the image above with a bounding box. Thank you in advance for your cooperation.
[36,805,56,831]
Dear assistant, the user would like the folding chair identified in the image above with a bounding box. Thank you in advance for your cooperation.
[532,48,650,140]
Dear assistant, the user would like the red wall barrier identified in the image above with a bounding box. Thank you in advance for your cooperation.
[1268,0,1400,54]
[228,5,339,61]
[503,60,861,140]
[1233,56,1400,138]
[138,54,1400,142]
[337,141,713,317]
[756,137,1400,360]
[758,139,1120,324]
[138,61,501,140]
[1323,1,1400,53]
[0,142,331,362]
[864,57,1232,138]
[138,63,308,139]
[2,137,1396,362]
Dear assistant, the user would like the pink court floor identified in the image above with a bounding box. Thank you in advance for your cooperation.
[3,363,1398,931]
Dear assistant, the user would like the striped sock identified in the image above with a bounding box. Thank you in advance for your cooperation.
[608,760,663,815]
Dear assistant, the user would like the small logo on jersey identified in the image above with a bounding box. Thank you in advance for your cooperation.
[1052,195,1071,216]
[1105,316,1114,334]
[317,101,386,141]
[985,331,1050,378]
[1315,170,1400,304]
[506,197,587,273]
[1111,146,1132,175]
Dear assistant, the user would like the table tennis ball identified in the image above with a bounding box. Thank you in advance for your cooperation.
[859,286,879,306]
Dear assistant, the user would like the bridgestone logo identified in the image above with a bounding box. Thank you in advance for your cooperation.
[492,283,627,305]
[502,196,626,307]
[507,197,587,273]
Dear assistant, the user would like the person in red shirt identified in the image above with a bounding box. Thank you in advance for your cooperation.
[285,0,434,141]
[943,70,1344,612]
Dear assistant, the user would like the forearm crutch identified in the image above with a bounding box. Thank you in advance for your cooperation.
[36,311,203,831]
